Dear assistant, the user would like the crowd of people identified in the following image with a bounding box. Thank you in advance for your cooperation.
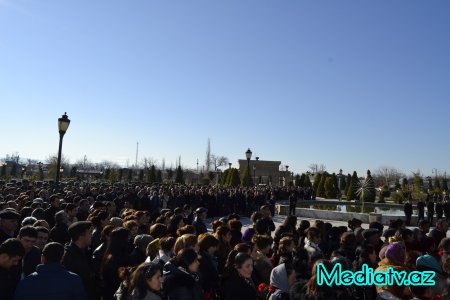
[0,181,450,300]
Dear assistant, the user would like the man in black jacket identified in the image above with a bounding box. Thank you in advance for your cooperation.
[0,209,21,244]
[44,194,61,228]
[0,238,25,300]
[62,221,95,300]
[193,207,208,235]
[259,205,276,236]
[403,199,413,226]
[49,211,70,245]
[427,199,435,226]
[417,199,426,225]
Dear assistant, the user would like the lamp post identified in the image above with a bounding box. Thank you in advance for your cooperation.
[253,165,256,185]
[21,167,26,179]
[55,113,70,186]
[245,148,252,186]
[433,168,438,185]
[228,163,232,169]
[60,167,64,181]
[285,165,289,186]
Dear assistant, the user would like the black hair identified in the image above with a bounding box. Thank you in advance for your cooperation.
[160,237,176,253]
[18,225,38,238]
[68,221,92,242]
[35,226,49,234]
[175,248,198,270]
[42,242,64,263]
[129,262,163,299]
[233,252,252,269]
[0,238,25,257]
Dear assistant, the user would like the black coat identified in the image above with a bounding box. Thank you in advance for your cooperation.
[222,273,258,300]
[49,222,70,245]
[0,229,15,245]
[0,267,17,300]
[404,203,413,215]
[163,261,203,300]
[62,241,96,300]
[9,245,42,295]
[198,249,219,293]
[129,247,147,267]
[193,218,207,235]
[44,206,60,228]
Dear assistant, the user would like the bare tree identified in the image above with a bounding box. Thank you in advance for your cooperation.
[143,157,158,168]
[205,138,211,172]
[211,155,229,171]
[374,166,405,187]
[309,163,326,174]
[96,160,120,170]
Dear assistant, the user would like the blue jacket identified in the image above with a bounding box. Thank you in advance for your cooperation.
[14,263,86,300]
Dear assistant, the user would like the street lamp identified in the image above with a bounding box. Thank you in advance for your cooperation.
[21,167,26,179]
[253,165,256,185]
[338,169,343,192]
[60,167,64,180]
[285,165,289,186]
[245,148,252,186]
[228,163,232,169]
[55,113,70,186]
[433,168,438,182]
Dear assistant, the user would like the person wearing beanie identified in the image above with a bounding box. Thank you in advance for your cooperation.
[416,254,446,298]
[375,242,409,300]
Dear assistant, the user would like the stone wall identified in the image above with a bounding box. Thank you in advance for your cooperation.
[276,204,418,226]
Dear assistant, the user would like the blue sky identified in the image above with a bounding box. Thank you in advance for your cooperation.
[1,0,449,176]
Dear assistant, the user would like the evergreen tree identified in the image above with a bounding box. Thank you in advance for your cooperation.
[0,164,6,177]
[316,173,327,198]
[413,174,424,194]
[139,169,144,181]
[230,168,241,187]
[109,169,118,182]
[304,175,312,188]
[313,173,322,191]
[395,179,401,190]
[347,171,359,200]
[402,178,408,189]
[332,173,339,194]
[241,167,253,187]
[344,174,352,198]
[435,178,441,190]
[167,168,174,182]
[295,174,302,187]
[70,166,77,178]
[428,178,433,190]
[442,178,448,192]
[149,165,157,183]
[298,174,306,187]
[221,169,230,185]
[325,177,338,199]
[175,165,184,184]
[339,175,347,192]
[156,170,163,183]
